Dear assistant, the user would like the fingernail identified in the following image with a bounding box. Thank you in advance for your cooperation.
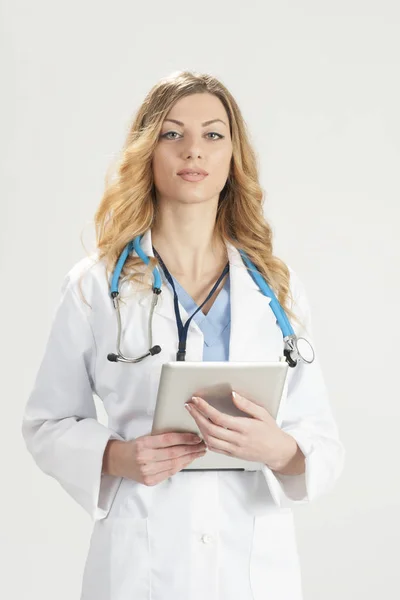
[184,403,193,411]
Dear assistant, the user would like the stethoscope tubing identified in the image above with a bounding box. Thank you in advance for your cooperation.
[107,235,315,367]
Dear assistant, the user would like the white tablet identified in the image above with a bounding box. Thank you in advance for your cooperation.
[151,360,289,471]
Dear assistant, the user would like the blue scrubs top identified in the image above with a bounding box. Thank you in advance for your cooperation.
[164,273,231,362]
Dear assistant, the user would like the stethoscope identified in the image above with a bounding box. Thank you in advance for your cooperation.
[107,234,315,368]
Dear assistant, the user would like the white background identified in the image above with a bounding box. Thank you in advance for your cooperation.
[2,1,399,598]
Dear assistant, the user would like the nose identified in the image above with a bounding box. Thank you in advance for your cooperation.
[180,134,204,160]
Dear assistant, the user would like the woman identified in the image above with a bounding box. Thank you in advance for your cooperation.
[21,70,345,600]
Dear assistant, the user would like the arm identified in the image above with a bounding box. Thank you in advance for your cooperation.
[21,270,124,521]
[271,434,306,476]
[261,269,345,506]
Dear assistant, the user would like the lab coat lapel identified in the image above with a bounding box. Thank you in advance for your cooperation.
[136,228,282,362]
[226,241,280,362]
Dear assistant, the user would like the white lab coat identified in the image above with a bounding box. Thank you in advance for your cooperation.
[21,228,345,600]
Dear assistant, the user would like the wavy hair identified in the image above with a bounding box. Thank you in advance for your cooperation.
[86,70,302,328]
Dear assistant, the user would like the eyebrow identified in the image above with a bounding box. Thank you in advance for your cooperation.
[163,118,227,128]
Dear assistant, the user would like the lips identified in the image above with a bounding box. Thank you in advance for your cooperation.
[178,172,208,182]
[177,168,208,176]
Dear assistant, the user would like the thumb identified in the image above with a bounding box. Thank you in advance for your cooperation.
[231,390,266,420]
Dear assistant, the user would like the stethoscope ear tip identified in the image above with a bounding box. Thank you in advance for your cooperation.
[107,353,119,362]
[150,345,162,355]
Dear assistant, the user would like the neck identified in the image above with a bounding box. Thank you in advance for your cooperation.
[151,203,227,280]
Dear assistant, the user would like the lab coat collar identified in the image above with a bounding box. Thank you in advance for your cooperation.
[135,228,277,360]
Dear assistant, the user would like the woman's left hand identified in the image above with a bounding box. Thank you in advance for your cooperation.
[185,391,298,472]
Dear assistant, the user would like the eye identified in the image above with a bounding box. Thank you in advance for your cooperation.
[160,131,225,140]
[206,132,224,140]
[161,131,181,140]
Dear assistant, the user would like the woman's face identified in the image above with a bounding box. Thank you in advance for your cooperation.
[152,93,233,206]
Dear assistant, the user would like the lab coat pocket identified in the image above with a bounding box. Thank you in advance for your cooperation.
[249,510,303,600]
[81,517,151,600]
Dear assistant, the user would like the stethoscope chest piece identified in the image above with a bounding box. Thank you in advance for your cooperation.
[283,335,315,367]
[296,337,315,363]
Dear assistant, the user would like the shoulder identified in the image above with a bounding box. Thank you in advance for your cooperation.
[60,251,110,313]
[287,264,308,304]
[286,264,312,334]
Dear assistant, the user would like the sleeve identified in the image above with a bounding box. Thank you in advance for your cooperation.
[21,272,125,521]
[261,269,345,507]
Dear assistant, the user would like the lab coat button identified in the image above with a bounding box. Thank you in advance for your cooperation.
[201,534,213,544]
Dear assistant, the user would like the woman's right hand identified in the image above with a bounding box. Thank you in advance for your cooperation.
[103,433,207,486]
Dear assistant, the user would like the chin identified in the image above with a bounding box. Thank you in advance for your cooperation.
[164,192,212,205]
[180,195,214,205]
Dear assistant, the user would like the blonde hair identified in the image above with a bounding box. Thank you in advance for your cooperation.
[87,70,301,327]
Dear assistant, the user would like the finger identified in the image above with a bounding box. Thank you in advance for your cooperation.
[143,447,207,476]
[147,432,202,448]
[142,448,207,485]
[186,403,240,447]
[145,441,207,463]
[186,414,244,458]
[231,391,272,421]
[189,397,245,433]
[201,432,236,455]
